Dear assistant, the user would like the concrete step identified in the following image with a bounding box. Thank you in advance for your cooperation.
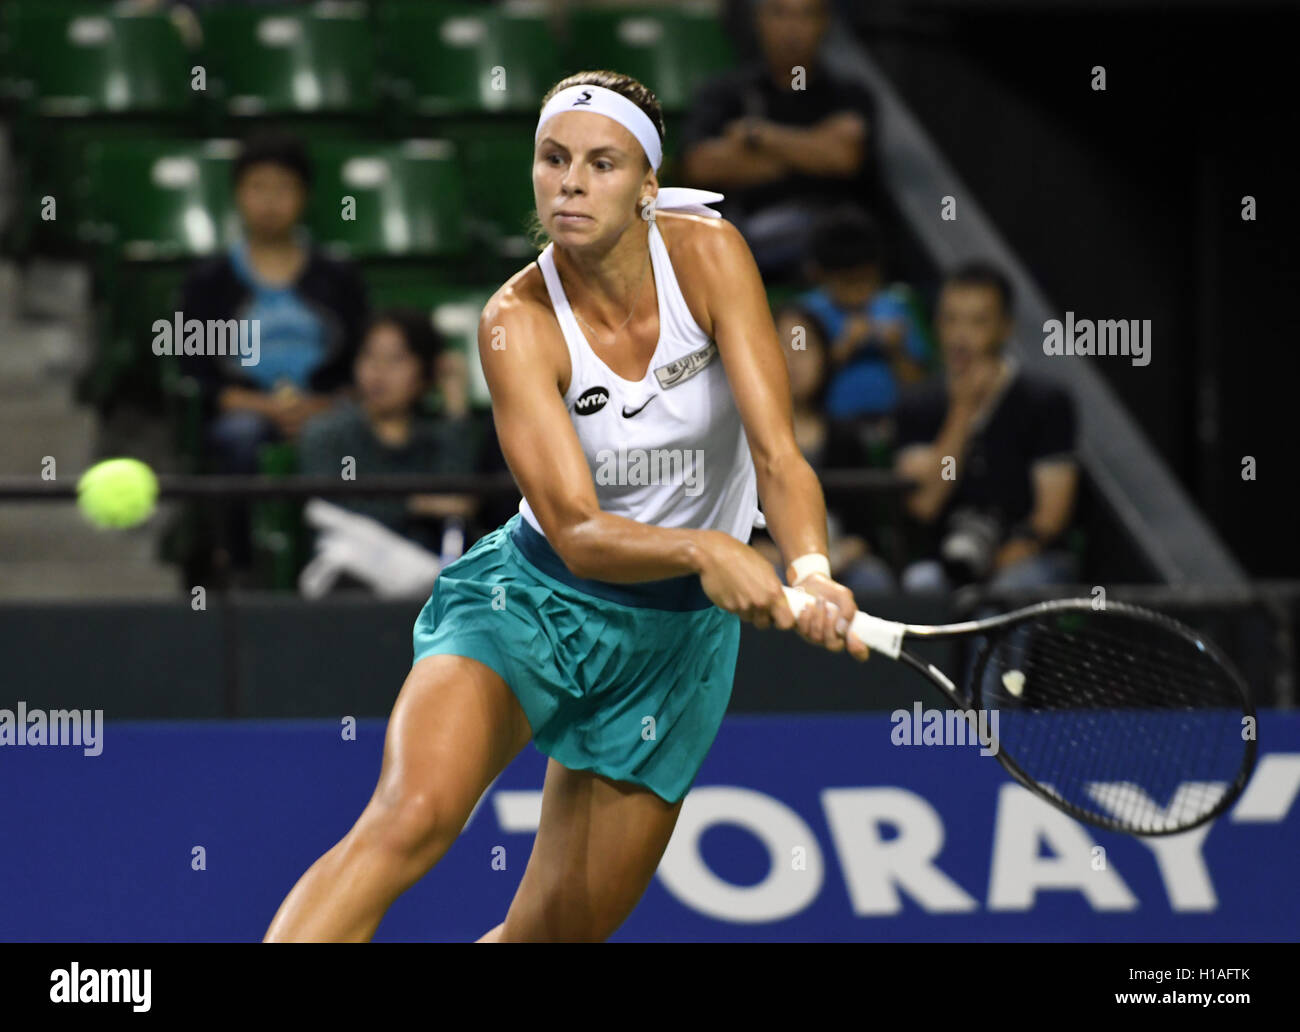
[0,560,177,600]
[0,502,178,599]
[0,406,96,474]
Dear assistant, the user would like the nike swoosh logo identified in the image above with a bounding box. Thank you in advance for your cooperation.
[621,396,657,418]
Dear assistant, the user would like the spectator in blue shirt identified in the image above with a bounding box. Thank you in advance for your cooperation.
[777,206,928,423]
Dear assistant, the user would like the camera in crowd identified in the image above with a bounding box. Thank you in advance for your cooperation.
[939,507,1004,584]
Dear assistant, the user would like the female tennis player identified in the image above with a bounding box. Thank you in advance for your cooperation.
[264,70,869,944]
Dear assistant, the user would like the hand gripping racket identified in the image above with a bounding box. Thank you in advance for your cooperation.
[782,588,1258,836]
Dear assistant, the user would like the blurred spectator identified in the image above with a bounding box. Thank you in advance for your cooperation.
[176,130,367,569]
[679,0,878,281]
[298,309,484,557]
[893,262,1079,592]
[756,312,895,596]
[178,131,368,474]
[778,205,928,424]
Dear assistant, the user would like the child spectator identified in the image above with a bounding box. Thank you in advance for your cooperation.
[780,205,928,425]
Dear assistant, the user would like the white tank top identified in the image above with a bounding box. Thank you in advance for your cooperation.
[519,217,758,544]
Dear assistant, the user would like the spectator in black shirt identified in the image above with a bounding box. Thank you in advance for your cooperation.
[894,262,1079,591]
[679,0,877,281]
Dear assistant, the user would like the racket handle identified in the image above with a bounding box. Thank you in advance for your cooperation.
[781,586,905,658]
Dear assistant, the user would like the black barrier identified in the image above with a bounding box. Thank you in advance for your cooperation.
[1,586,1294,719]
[0,469,918,499]
[0,469,920,583]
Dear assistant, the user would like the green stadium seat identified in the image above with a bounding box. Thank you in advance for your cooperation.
[430,286,495,409]
[377,1,562,116]
[200,4,376,116]
[5,3,196,117]
[251,441,306,591]
[76,139,240,412]
[306,139,469,259]
[81,138,239,260]
[1,3,203,254]
[565,6,737,112]
[452,129,538,254]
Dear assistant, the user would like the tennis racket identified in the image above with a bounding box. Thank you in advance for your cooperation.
[782,588,1258,837]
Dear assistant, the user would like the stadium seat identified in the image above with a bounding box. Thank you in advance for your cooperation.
[565,6,737,112]
[2,2,202,253]
[306,139,469,259]
[377,1,562,116]
[251,441,306,592]
[77,139,240,413]
[451,128,538,254]
[200,3,376,117]
[5,2,195,117]
[82,138,240,260]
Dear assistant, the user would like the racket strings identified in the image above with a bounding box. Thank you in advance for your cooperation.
[975,609,1248,833]
[1018,620,1236,703]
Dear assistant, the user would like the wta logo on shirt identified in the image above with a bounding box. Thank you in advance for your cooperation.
[573,386,609,415]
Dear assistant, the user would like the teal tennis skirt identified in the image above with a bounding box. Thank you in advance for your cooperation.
[411,513,741,804]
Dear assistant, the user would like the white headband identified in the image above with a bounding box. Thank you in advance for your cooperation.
[533,83,725,219]
[536,84,664,171]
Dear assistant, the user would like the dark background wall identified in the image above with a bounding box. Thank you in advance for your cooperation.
[853,0,1297,578]
[5,591,1292,718]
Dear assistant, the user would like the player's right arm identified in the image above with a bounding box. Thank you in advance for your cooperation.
[477,287,793,631]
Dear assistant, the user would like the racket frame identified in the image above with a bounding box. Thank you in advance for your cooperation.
[782,590,1259,836]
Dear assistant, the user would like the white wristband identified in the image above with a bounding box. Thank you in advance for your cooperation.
[790,553,831,585]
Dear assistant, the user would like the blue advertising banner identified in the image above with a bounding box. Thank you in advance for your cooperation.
[2,711,1296,941]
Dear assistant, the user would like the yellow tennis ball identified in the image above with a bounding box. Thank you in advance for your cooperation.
[76,458,159,529]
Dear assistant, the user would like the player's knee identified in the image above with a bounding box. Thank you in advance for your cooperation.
[361,783,463,862]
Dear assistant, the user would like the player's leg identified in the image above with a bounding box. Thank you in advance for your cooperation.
[485,759,685,942]
[264,654,532,942]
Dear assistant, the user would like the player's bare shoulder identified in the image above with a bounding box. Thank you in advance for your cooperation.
[478,262,564,357]
[477,260,570,392]
[654,211,757,340]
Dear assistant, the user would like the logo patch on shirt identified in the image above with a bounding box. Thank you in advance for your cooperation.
[573,386,609,415]
[654,340,717,390]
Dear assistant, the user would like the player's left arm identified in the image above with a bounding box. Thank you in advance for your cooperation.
[695,218,869,659]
